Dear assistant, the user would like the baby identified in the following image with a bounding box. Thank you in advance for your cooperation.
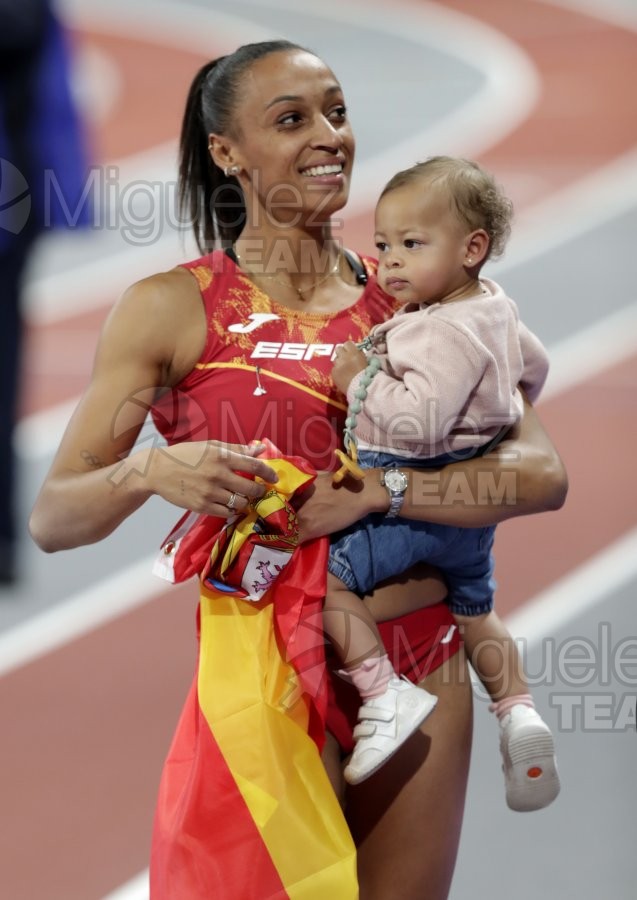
[325,156,560,812]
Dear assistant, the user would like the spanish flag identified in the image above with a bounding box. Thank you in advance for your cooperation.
[150,443,358,898]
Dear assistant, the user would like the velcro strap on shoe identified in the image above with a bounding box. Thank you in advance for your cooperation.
[357,706,395,723]
[352,722,377,740]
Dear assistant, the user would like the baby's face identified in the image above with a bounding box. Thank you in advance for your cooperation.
[374,183,471,306]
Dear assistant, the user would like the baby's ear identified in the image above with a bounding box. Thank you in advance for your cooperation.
[464,229,490,267]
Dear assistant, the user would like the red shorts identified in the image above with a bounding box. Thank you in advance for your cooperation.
[325,602,462,754]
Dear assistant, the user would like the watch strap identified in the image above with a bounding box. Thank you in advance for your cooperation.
[381,468,408,518]
[386,490,404,518]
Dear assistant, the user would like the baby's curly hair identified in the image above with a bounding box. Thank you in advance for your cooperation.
[380,156,514,261]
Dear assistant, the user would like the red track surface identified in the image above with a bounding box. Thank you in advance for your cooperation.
[4,3,637,897]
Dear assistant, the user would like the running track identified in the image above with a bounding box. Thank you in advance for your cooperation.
[1,1,636,898]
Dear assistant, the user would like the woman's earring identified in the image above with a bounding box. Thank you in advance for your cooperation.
[224,165,241,177]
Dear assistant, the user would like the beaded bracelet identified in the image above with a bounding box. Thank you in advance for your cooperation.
[332,344,381,484]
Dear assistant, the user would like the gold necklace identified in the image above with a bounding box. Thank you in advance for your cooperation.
[234,249,341,299]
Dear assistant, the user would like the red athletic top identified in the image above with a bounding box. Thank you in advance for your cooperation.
[152,249,399,470]
[152,249,462,751]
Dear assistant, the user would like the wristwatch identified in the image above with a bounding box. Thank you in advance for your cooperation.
[380,467,409,518]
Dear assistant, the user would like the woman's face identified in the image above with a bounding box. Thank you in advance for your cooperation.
[224,49,355,228]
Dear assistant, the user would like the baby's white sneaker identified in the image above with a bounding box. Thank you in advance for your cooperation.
[499,705,560,811]
[344,677,437,785]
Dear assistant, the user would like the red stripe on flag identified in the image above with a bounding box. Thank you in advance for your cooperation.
[150,676,289,900]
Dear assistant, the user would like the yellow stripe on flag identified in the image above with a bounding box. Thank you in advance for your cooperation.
[198,587,358,898]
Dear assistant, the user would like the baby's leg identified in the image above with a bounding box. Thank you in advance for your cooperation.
[325,572,437,785]
[455,610,560,812]
[324,572,385,668]
[454,609,527,702]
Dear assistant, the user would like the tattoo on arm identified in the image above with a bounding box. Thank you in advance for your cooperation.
[81,449,107,470]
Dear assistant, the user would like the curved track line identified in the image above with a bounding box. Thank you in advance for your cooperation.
[505,525,637,643]
[544,0,637,31]
[3,3,636,898]
[103,872,149,900]
[0,556,162,678]
[20,0,637,423]
[245,0,542,208]
[61,0,277,54]
[26,0,540,326]
[496,147,637,270]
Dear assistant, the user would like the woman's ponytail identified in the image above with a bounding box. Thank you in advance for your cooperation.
[178,59,221,254]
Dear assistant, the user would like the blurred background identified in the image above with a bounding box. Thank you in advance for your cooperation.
[1,0,636,897]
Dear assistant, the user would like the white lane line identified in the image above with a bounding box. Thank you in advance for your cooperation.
[0,556,184,679]
[540,301,637,401]
[25,138,637,328]
[25,0,278,326]
[74,40,123,126]
[102,871,149,900]
[4,509,637,685]
[505,526,637,644]
[253,0,541,204]
[493,147,637,274]
[16,398,79,460]
[543,0,637,32]
[28,0,637,329]
[27,0,637,327]
[60,0,276,55]
[99,523,637,900]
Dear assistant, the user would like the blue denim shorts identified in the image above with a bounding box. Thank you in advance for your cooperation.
[327,448,496,616]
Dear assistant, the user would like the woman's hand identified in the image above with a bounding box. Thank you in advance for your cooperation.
[295,470,388,542]
[295,395,567,541]
[143,439,279,517]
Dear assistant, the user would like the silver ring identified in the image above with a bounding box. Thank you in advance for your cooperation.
[226,491,239,510]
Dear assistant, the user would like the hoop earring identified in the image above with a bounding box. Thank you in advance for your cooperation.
[224,165,240,177]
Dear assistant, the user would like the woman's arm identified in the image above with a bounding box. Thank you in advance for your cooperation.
[296,395,567,541]
[29,271,278,552]
[400,393,568,526]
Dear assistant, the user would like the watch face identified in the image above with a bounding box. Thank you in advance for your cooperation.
[384,469,408,492]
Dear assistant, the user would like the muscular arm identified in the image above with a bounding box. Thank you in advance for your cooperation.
[29,270,278,552]
[296,395,567,541]
[400,393,568,526]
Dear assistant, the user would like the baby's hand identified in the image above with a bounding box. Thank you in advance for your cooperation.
[332,341,368,393]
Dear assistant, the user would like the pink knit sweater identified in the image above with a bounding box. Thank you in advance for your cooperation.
[348,278,549,459]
